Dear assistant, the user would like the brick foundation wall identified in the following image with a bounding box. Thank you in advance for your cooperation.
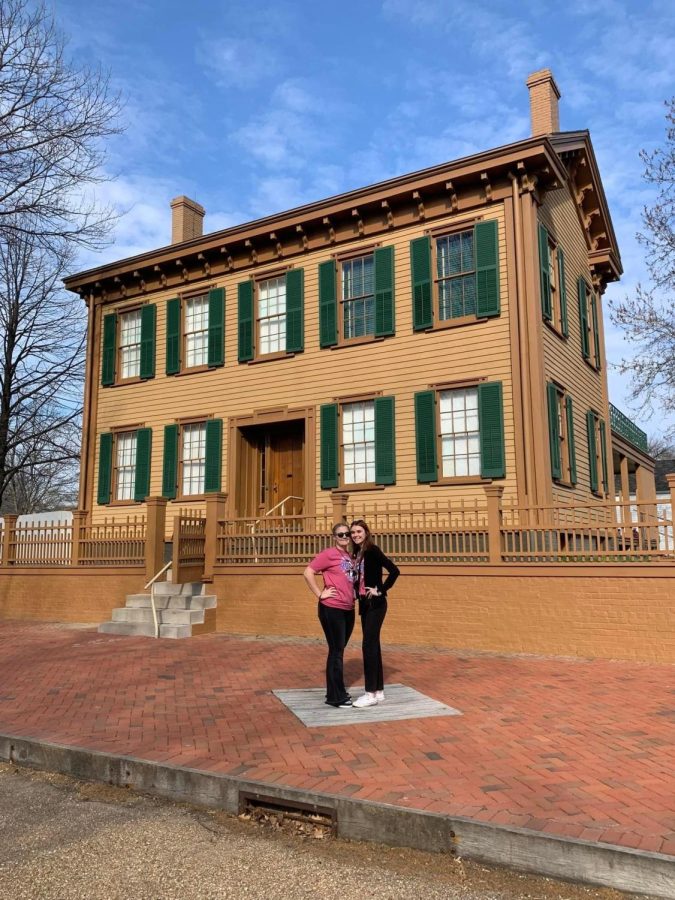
[0,568,147,623]
[212,565,675,663]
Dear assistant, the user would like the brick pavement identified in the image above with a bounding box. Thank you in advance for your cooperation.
[0,621,674,856]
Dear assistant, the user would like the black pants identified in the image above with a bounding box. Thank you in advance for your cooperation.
[359,596,387,692]
[318,603,355,705]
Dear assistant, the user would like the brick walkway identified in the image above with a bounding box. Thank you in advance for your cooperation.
[1,621,674,856]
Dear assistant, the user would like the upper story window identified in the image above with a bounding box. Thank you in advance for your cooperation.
[577,278,601,370]
[101,305,156,387]
[439,387,480,478]
[341,254,375,340]
[410,220,499,331]
[258,276,286,355]
[436,231,476,321]
[546,382,577,486]
[118,310,142,380]
[184,294,209,368]
[538,224,568,337]
[318,247,395,349]
[165,289,224,375]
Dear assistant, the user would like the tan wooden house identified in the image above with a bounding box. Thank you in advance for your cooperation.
[65,69,656,531]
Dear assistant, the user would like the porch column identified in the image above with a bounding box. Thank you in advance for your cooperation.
[145,497,168,582]
[619,454,630,526]
[204,492,228,580]
[70,510,87,566]
[331,492,348,526]
[1,515,17,566]
[484,484,504,564]
[635,464,657,503]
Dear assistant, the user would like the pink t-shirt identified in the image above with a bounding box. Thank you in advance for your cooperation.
[309,547,355,611]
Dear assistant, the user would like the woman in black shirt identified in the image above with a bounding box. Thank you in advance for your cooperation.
[349,519,400,709]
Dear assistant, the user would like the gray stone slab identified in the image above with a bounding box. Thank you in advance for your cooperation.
[272,683,462,727]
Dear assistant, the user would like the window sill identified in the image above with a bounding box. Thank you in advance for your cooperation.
[427,476,491,487]
[583,358,601,374]
[108,500,143,507]
[174,494,207,502]
[553,479,577,490]
[329,335,386,350]
[247,351,296,365]
[424,315,488,333]
[172,364,222,377]
[543,319,568,341]
[332,484,386,494]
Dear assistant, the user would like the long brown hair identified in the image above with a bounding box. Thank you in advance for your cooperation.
[350,519,374,553]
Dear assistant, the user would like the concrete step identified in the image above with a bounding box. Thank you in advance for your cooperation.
[125,594,216,610]
[159,624,193,639]
[98,621,157,637]
[153,582,203,597]
[160,608,205,625]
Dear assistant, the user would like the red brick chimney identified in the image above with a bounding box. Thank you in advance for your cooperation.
[170,196,205,244]
[526,69,561,136]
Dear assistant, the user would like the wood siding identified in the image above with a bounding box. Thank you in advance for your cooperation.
[91,205,515,530]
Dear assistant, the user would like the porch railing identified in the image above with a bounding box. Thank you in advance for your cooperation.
[609,403,649,453]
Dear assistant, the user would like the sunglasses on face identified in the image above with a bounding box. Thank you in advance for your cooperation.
[334,531,350,538]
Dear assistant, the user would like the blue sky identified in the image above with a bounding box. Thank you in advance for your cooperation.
[54,0,675,439]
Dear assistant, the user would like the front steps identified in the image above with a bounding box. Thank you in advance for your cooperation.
[98,582,217,639]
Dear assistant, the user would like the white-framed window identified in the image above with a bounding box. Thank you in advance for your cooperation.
[342,254,375,340]
[342,400,375,484]
[181,422,206,496]
[184,295,209,368]
[119,310,142,379]
[114,431,138,501]
[439,387,480,477]
[436,229,476,320]
[258,276,286,355]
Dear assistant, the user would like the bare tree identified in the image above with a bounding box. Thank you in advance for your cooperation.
[0,0,123,511]
[0,0,122,251]
[610,99,675,438]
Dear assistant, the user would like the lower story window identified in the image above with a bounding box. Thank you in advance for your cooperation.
[181,422,206,496]
[342,400,375,484]
[114,431,138,501]
[439,387,480,477]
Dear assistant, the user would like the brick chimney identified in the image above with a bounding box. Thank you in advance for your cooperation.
[170,196,205,244]
[526,69,561,136]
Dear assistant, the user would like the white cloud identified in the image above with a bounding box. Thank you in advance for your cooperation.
[196,35,279,88]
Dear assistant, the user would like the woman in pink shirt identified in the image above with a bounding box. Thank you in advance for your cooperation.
[303,524,357,708]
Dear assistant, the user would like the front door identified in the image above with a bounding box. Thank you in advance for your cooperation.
[236,420,305,518]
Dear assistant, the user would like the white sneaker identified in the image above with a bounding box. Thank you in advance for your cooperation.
[375,690,385,702]
[353,692,378,709]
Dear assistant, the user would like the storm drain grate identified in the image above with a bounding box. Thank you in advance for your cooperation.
[239,790,336,834]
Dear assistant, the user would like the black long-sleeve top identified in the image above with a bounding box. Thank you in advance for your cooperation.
[358,544,400,597]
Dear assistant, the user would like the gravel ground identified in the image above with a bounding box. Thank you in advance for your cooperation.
[0,763,654,900]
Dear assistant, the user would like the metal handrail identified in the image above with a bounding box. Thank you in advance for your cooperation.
[144,560,172,639]
[249,496,304,563]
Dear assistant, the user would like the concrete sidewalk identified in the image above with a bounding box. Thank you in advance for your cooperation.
[0,621,673,896]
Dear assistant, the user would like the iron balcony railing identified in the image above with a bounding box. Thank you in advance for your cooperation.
[609,403,648,453]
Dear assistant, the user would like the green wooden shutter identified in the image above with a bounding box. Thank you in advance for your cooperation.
[204,419,222,493]
[578,278,590,360]
[162,424,179,499]
[586,411,598,493]
[101,313,117,386]
[318,260,337,348]
[478,381,505,478]
[97,433,113,505]
[374,246,395,336]
[475,219,500,318]
[538,224,552,321]
[557,248,568,337]
[207,288,225,367]
[599,419,609,495]
[547,382,561,480]
[414,390,437,482]
[565,395,577,484]
[139,304,156,379]
[374,396,395,485]
[238,280,254,362]
[410,237,432,331]
[591,293,601,369]
[134,427,152,501]
[165,298,181,375]
[285,268,304,353]
[320,403,339,489]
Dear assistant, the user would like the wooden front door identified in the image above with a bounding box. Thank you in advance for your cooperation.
[235,420,305,518]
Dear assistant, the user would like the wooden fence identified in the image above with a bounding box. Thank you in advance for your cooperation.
[172,511,206,582]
